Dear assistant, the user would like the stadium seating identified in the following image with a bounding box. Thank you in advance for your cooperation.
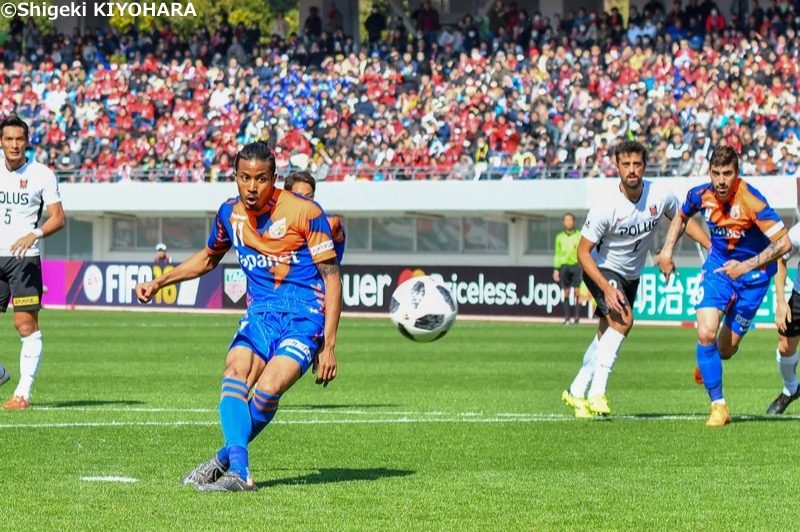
[1,0,799,182]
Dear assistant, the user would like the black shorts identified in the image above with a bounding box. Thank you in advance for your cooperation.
[0,256,43,312]
[583,268,639,318]
[778,290,800,338]
[559,264,582,289]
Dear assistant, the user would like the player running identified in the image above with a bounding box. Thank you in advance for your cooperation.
[562,140,710,418]
[659,145,791,427]
[0,115,66,410]
[136,141,342,491]
[766,222,800,414]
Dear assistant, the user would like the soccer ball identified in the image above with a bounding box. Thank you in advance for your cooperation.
[389,275,458,342]
[0,362,9,386]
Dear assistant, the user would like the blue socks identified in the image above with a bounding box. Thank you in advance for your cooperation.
[249,390,282,441]
[218,377,251,480]
[217,388,282,472]
[697,343,723,401]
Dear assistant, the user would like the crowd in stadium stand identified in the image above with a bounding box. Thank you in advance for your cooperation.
[2,0,800,182]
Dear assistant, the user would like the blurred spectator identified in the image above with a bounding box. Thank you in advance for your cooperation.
[154,243,172,265]
[304,6,323,38]
[272,12,288,39]
[325,3,344,34]
[365,6,387,45]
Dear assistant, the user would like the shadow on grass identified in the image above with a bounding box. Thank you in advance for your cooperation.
[36,400,146,408]
[257,468,414,488]
[282,404,401,410]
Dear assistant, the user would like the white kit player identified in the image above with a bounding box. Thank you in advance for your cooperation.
[561,140,710,418]
[0,116,65,410]
[767,222,800,414]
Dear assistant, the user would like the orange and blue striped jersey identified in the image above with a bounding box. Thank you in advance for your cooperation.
[682,179,787,276]
[206,188,336,315]
[327,214,346,264]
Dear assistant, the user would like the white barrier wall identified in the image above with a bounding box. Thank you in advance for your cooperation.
[54,177,799,266]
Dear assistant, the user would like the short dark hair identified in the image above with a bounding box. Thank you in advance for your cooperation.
[285,171,316,194]
[563,212,575,221]
[0,115,29,140]
[233,140,275,172]
[613,140,647,166]
[709,145,739,173]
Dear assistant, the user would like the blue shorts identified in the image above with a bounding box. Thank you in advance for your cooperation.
[695,268,771,336]
[230,310,324,374]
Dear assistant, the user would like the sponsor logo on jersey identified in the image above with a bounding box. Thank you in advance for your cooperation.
[12,295,39,306]
[19,179,27,190]
[618,218,659,237]
[310,240,334,256]
[0,191,29,205]
[710,226,745,239]
[268,217,287,239]
[237,250,300,271]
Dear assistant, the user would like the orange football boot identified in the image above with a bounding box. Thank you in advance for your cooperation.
[3,396,30,410]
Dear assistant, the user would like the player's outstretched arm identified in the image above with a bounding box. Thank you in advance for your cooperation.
[136,248,223,303]
[10,202,66,259]
[657,213,688,282]
[577,236,627,315]
[315,258,341,387]
[716,234,792,280]
[775,257,791,333]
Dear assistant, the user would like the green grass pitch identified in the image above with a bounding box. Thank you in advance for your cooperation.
[1,310,799,530]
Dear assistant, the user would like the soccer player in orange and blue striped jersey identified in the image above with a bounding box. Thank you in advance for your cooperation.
[660,145,791,427]
[136,142,342,491]
[284,171,346,264]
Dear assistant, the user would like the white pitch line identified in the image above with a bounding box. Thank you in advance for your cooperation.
[80,476,138,483]
[4,413,797,430]
[31,406,425,415]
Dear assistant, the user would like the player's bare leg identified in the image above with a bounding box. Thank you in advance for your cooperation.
[716,325,743,360]
[767,334,800,414]
[696,309,730,427]
[4,310,41,411]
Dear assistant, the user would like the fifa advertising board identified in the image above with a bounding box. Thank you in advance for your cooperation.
[41,261,790,325]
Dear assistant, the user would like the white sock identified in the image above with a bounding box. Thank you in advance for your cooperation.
[13,331,43,400]
[588,328,625,398]
[569,335,600,398]
[777,350,799,396]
